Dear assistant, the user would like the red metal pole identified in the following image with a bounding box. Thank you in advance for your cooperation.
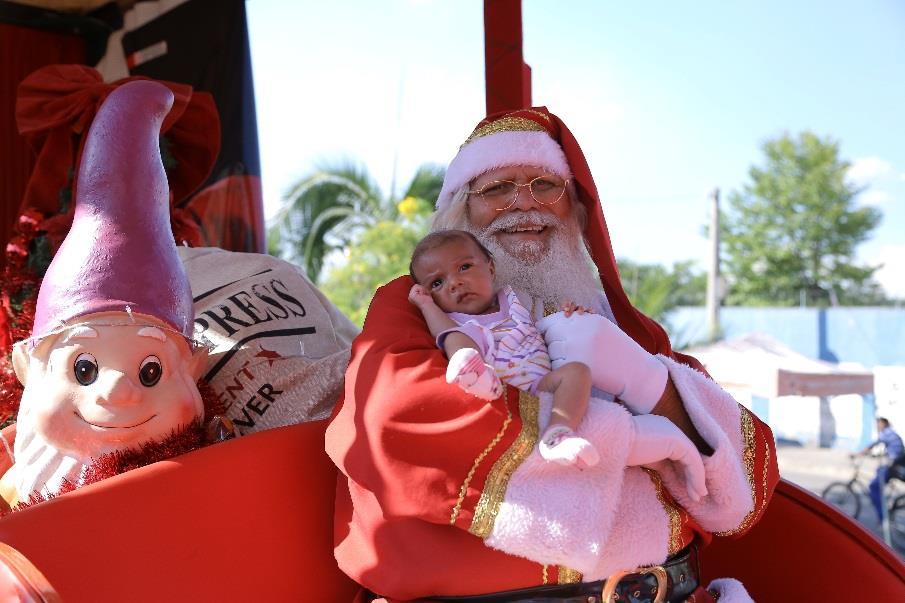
[483,0,531,115]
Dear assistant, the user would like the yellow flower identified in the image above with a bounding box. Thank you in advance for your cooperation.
[397,196,420,218]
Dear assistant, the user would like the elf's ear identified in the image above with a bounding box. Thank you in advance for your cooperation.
[11,341,29,386]
[488,258,495,278]
[187,345,209,381]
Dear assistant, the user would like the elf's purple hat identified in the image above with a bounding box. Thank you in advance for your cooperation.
[32,80,193,340]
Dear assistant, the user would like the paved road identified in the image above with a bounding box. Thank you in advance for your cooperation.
[777,442,904,556]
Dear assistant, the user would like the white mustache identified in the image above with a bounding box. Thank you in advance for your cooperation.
[486,210,561,234]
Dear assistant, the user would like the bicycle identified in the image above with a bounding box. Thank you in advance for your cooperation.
[885,468,905,553]
[821,454,871,520]
[821,454,905,555]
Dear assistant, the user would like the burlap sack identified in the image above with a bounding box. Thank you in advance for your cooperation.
[178,247,358,435]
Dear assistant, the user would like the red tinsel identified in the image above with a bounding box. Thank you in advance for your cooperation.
[4,236,28,269]
[16,210,42,239]
[0,360,21,425]
[197,378,226,418]
[0,265,38,342]
[0,209,42,424]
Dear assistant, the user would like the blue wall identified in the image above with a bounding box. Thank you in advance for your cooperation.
[668,307,905,367]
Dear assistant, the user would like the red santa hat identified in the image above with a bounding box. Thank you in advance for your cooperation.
[31,80,194,341]
[436,107,704,368]
[436,110,572,211]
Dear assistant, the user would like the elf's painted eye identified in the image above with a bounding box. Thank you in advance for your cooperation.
[139,356,162,387]
[73,353,98,386]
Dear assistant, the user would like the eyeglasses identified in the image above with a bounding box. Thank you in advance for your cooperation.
[467,176,570,212]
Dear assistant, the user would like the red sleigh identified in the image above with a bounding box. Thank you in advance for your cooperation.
[0,420,902,601]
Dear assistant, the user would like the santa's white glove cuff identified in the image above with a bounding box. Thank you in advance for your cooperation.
[620,354,668,414]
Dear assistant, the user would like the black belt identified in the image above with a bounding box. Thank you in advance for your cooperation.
[423,545,699,603]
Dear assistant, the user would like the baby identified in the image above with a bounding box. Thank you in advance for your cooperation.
[409,229,599,468]
[408,231,709,498]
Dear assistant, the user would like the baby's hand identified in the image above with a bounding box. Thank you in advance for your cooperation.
[409,284,435,309]
[561,301,594,317]
[447,348,503,401]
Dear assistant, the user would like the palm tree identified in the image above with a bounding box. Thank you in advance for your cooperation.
[270,159,444,282]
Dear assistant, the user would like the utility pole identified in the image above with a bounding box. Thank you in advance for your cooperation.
[389,66,405,202]
[706,188,721,342]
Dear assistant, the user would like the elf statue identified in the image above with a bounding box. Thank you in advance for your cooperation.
[0,80,208,509]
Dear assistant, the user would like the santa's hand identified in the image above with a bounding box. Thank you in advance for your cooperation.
[536,312,667,414]
[627,414,708,502]
[561,301,594,317]
[446,348,503,401]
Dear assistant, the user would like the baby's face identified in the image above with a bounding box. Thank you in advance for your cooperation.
[413,239,497,314]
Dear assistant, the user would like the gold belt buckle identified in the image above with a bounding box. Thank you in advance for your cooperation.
[601,565,668,603]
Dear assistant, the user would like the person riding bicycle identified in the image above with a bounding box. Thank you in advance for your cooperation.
[856,417,905,520]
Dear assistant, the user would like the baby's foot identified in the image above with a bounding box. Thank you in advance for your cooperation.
[446,348,503,401]
[539,425,599,469]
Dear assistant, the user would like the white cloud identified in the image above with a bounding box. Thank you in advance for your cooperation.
[847,157,893,186]
[869,245,905,299]
[858,189,893,206]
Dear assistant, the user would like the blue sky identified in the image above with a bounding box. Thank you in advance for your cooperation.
[247,0,905,297]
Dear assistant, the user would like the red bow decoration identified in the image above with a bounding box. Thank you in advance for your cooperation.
[15,64,221,251]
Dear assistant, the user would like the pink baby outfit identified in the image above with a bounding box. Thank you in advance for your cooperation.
[440,286,551,394]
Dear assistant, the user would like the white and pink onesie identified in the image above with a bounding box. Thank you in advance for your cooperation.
[437,285,551,394]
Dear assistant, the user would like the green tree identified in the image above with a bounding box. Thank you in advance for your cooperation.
[270,160,444,282]
[320,209,432,326]
[722,132,884,306]
[618,259,706,321]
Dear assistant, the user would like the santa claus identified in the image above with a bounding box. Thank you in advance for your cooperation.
[326,107,780,603]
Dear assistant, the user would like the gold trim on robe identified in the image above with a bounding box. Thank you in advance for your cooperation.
[644,468,683,555]
[715,406,771,536]
[469,390,540,537]
[556,566,583,584]
[449,389,515,526]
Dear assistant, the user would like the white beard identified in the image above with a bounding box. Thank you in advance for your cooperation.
[461,210,612,316]
[11,411,89,502]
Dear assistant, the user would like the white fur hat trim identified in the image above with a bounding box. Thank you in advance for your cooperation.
[436,130,572,210]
